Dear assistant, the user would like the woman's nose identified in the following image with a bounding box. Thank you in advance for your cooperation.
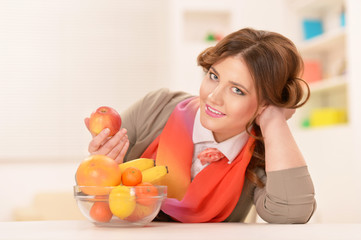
[208,85,224,106]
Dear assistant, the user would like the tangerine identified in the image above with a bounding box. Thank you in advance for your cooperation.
[121,167,142,186]
[135,182,158,206]
[89,201,113,223]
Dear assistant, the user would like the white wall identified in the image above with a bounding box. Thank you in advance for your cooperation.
[0,0,170,161]
[345,0,361,223]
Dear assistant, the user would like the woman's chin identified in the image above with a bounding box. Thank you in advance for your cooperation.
[200,117,221,133]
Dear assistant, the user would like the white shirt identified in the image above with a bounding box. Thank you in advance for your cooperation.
[191,109,250,180]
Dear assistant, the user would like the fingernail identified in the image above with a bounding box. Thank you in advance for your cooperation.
[121,128,127,134]
[103,128,110,134]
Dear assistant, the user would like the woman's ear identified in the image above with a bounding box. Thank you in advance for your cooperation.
[257,102,268,115]
[254,103,268,126]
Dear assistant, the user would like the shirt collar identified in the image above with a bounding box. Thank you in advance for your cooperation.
[192,109,250,163]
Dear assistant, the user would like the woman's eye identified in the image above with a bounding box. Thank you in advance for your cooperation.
[232,87,245,96]
[209,72,218,81]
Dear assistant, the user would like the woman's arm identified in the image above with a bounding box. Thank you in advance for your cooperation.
[257,106,306,172]
[84,88,193,163]
[253,106,316,223]
[254,166,316,224]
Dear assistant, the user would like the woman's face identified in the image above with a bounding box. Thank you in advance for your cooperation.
[199,56,262,142]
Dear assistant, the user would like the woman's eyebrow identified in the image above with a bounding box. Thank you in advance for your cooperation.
[229,81,250,93]
[210,67,220,76]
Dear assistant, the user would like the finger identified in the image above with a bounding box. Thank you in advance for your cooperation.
[88,128,111,153]
[114,139,130,164]
[107,134,128,160]
[97,128,127,156]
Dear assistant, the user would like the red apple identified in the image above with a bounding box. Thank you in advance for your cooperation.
[89,106,121,136]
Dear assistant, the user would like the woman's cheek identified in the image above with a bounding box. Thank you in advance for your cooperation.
[199,79,210,100]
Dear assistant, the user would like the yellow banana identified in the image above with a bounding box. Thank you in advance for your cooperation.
[141,165,168,183]
[119,158,155,173]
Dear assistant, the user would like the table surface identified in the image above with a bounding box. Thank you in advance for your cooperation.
[0,220,360,240]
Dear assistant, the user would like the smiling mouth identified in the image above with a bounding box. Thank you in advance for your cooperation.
[205,104,226,118]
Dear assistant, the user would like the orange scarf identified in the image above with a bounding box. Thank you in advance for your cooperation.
[141,97,255,222]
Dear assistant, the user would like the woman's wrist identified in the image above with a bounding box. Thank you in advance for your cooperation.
[258,108,288,134]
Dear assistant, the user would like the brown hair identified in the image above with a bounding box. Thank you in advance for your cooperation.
[197,28,310,187]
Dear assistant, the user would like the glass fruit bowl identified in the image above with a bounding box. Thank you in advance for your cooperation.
[74,185,167,227]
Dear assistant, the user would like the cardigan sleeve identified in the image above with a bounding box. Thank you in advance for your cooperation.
[254,166,316,224]
[120,88,193,161]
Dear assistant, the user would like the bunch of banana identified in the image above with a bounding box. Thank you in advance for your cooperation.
[141,165,168,184]
[119,158,155,173]
[119,158,168,184]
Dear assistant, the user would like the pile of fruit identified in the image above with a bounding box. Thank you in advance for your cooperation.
[74,106,168,223]
[76,156,168,222]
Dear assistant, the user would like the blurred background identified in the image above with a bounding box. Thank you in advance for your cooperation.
[0,0,360,223]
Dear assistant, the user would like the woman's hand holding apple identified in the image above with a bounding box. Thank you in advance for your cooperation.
[85,122,129,164]
[84,106,129,164]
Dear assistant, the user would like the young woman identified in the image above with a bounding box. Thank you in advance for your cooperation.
[85,28,316,224]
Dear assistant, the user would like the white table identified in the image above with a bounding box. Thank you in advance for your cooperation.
[0,220,360,240]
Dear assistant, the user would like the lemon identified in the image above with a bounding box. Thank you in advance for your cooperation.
[109,186,136,219]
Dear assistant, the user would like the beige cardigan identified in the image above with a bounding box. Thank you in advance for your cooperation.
[121,88,316,223]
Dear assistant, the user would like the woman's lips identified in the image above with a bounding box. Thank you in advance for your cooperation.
[205,104,226,118]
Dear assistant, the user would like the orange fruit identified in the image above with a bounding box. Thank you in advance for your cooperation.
[90,202,113,223]
[75,155,122,195]
[121,167,142,186]
[135,182,158,206]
